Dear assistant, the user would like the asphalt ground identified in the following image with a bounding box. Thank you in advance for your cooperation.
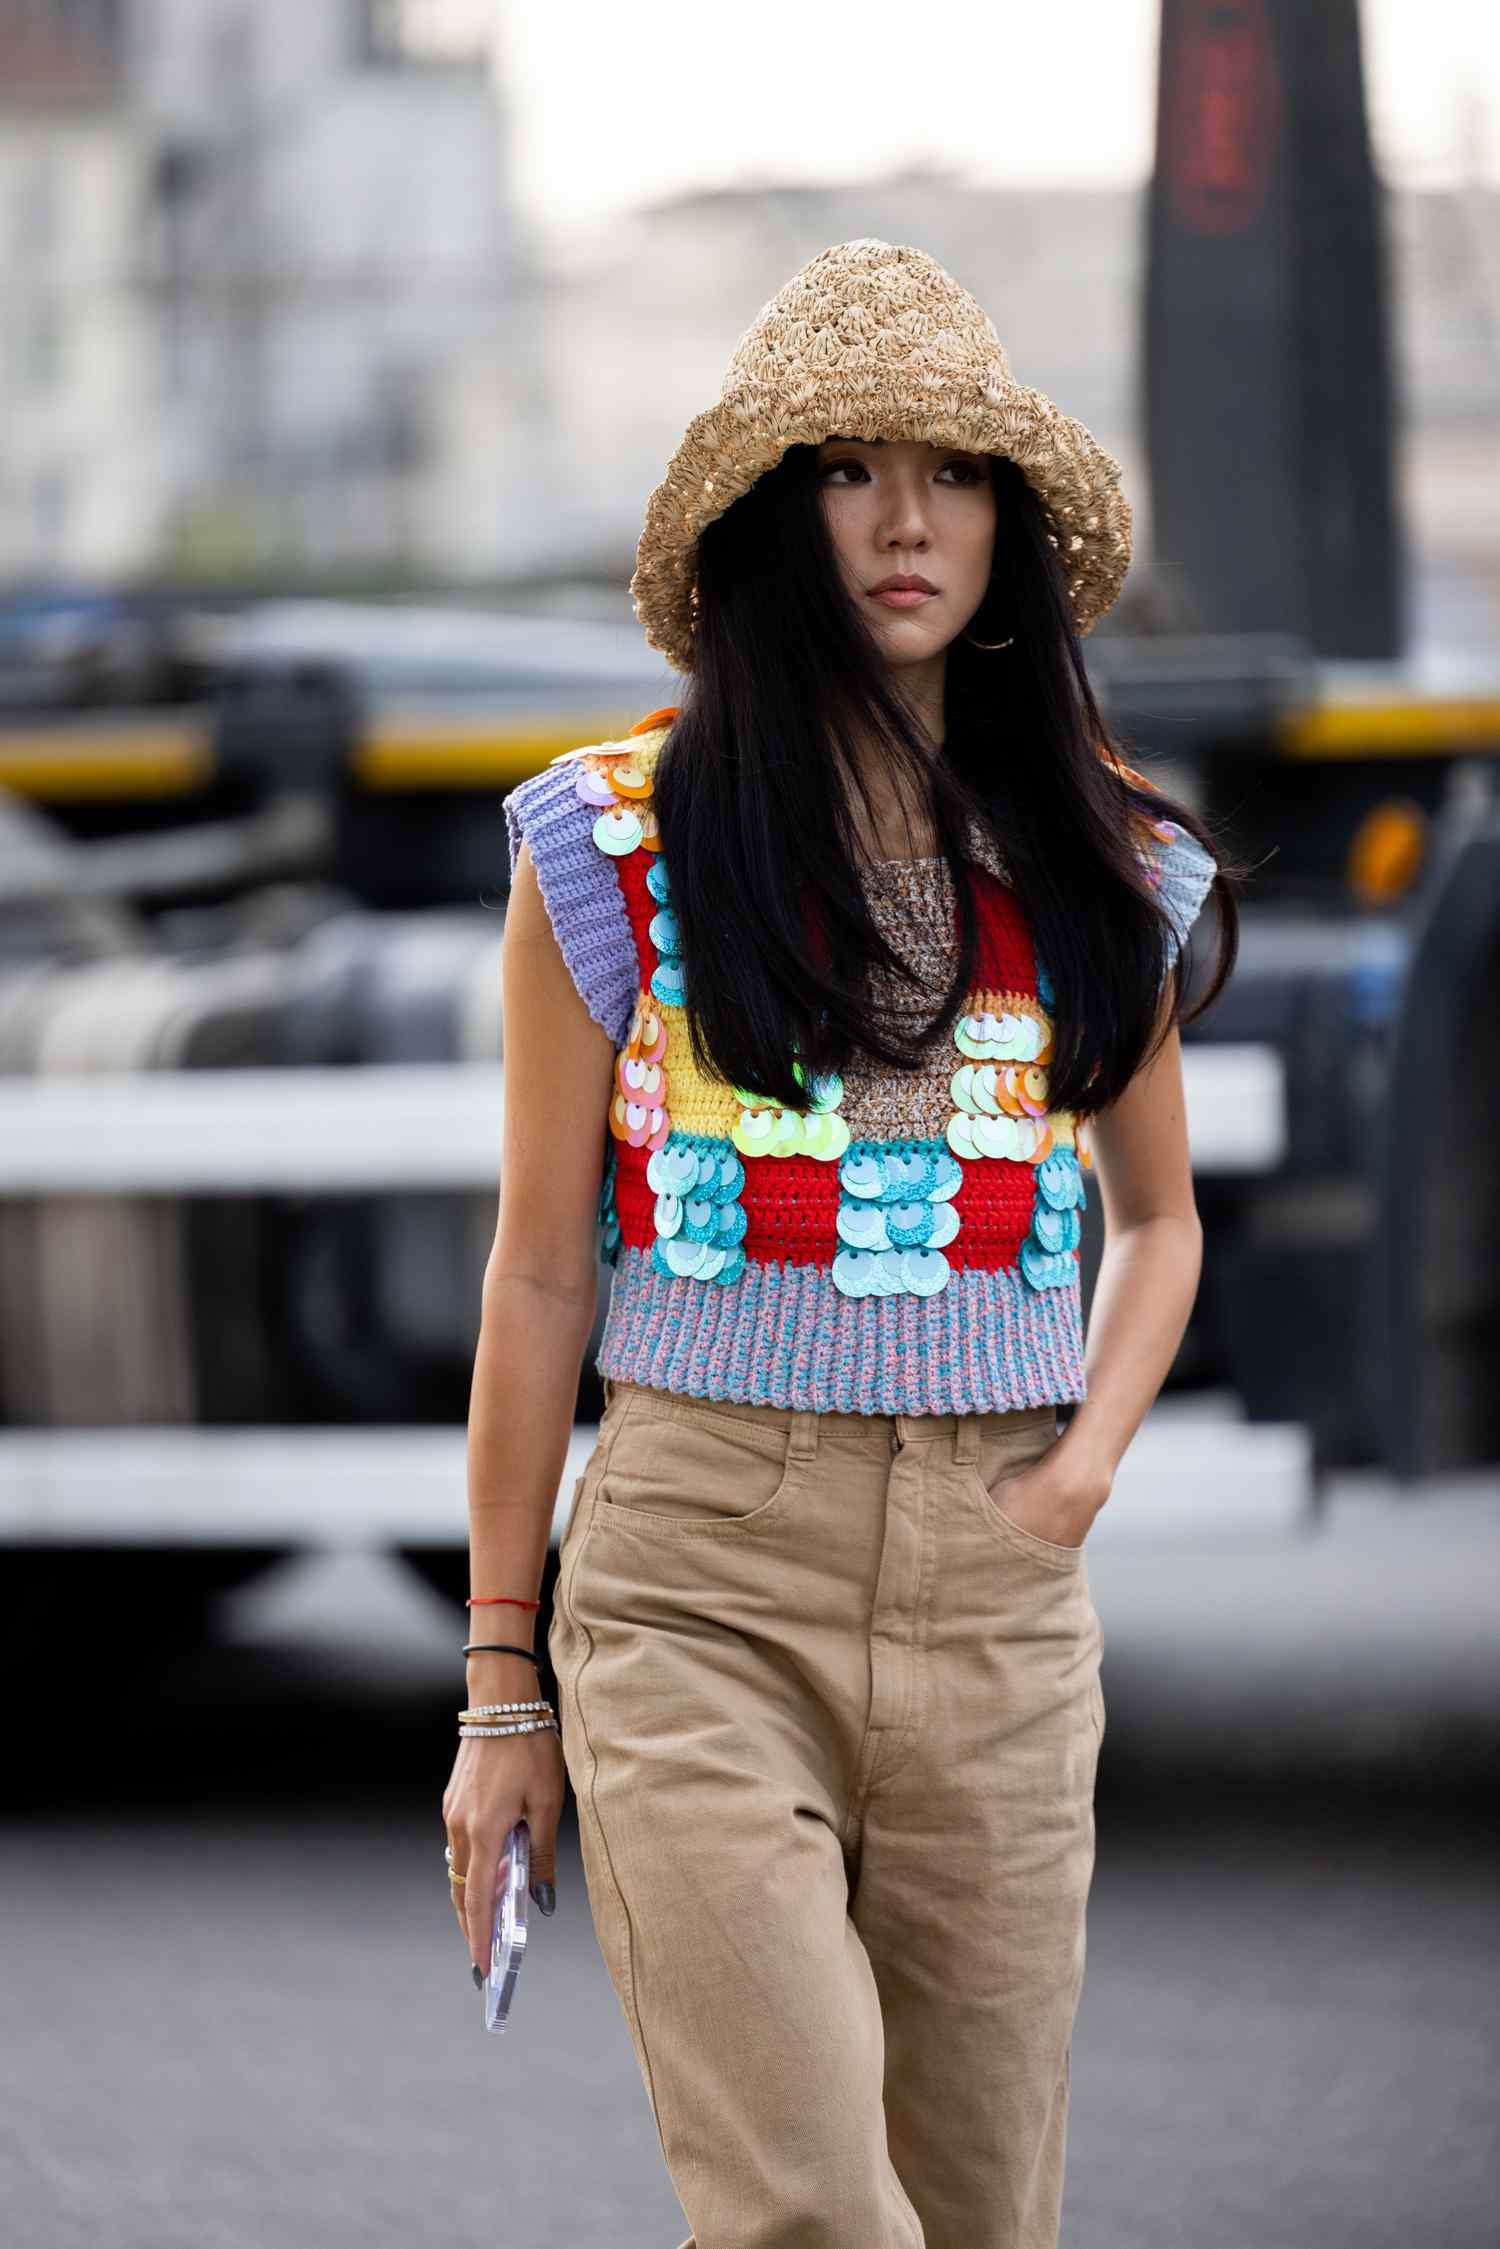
[3,1468,1497,2249]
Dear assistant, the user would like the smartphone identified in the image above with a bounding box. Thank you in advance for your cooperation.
[482,1818,530,2034]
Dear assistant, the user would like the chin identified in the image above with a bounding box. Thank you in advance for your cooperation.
[873,622,949,662]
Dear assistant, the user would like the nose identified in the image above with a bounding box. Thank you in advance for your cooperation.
[876,468,933,552]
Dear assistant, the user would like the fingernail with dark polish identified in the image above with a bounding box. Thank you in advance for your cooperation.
[535,1881,556,1916]
[472,1963,484,1989]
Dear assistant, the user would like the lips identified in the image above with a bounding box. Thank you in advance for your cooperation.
[869,583,936,608]
[868,575,937,595]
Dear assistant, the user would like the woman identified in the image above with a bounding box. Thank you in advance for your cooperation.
[444,240,1238,2248]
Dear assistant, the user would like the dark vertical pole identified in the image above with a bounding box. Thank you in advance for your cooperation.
[1144,0,1405,657]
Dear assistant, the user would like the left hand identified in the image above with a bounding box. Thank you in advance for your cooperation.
[985,1443,1112,1551]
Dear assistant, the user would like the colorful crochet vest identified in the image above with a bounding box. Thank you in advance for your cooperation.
[503,710,1216,1416]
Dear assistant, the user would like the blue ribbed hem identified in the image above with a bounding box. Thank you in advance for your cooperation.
[595,1246,1087,1416]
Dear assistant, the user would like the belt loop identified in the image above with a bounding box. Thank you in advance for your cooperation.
[789,1408,819,1460]
[952,1412,980,1466]
[602,1374,616,1411]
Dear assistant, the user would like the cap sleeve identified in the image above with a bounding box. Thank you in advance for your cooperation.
[502,757,638,1051]
[1136,815,1219,967]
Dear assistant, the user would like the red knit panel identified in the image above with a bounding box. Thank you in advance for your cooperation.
[738,1154,844,1260]
[615,846,659,984]
[617,1135,1047,1276]
[970,867,1037,994]
[950,1159,1041,1272]
[615,1146,843,1265]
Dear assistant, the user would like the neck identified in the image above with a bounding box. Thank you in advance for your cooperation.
[892,651,946,747]
[844,655,947,862]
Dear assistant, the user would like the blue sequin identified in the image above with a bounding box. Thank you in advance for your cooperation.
[832,1139,962,1298]
[648,906,681,958]
[1019,1145,1086,1292]
[650,955,686,1008]
[646,1130,748,1286]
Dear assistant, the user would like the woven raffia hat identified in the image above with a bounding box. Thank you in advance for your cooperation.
[630,237,1133,675]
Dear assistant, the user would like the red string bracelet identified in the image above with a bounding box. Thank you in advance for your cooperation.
[465,1595,542,1610]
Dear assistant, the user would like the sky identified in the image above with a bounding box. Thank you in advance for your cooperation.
[487,0,1499,247]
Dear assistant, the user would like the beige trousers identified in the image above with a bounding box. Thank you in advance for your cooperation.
[550,1375,1106,2249]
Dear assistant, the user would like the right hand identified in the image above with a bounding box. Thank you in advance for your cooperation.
[442,1728,566,1978]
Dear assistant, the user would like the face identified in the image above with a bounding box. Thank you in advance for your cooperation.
[814,435,998,677]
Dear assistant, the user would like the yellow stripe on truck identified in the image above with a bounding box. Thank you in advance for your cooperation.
[0,709,639,801]
[350,716,634,790]
[0,722,214,798]
[1277,700,1500,758]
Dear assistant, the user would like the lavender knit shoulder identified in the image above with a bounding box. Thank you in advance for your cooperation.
[503,757,638,1051]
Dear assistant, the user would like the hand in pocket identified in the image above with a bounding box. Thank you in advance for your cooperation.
[984,1444,1111,1552]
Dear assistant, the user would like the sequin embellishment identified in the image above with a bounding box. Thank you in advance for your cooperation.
[945,992,1056,1166]
[831,1139,962,1298]
[1018,1145,1087,1289]
[730,1060,850,1163]
[596,1141,621,1266]
[644,856,686,1008]
[647,1132,748,1285]
[941,972,1097,1294]
[569,734,663,859]
[608,997,671,1152]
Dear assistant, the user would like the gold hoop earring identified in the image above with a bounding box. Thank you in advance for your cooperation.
[962,631,1015,651]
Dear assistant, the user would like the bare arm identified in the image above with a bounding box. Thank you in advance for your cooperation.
[995,996,1204,1548]
[1050,999,1204,1517]
[442,834,617,1967]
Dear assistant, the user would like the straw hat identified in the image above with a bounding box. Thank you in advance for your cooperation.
[630,238,1133,675]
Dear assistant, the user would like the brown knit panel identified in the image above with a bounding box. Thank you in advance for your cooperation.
[840,855,970,1142]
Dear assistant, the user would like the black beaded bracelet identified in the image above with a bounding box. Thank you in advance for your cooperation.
[462,1642,541,1661]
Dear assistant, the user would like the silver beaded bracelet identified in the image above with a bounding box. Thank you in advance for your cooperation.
[459,1717,560,1739]
[462,1700,553,1716]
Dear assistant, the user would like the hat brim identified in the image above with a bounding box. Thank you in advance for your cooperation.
[629,379,1132,674]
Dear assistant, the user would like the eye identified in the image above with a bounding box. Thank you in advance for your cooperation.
[818,457,868,485]
[938,458,988,485]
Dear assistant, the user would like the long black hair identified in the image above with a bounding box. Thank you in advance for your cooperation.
[652,444,1240,1118]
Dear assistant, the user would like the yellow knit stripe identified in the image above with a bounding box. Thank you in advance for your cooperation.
[650,983,1045,1141]
[660,1013,742,1137]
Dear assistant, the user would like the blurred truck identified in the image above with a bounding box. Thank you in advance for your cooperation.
[0,1,1495,1678]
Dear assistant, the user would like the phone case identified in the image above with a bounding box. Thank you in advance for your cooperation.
[482,1818,530,2034]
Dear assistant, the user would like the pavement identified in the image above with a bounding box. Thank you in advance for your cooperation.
[2,1440,1497,2249]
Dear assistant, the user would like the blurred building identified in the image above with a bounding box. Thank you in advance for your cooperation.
[0,1,153,577]
[1391,181,1500,576]
[1,9,1495,635]
[412,171,1142,583]
[0,0,524,580]
[414,164,1500,640]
